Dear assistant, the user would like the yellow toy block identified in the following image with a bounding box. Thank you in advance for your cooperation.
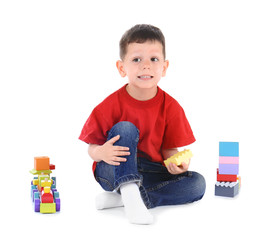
[40,203,56,213]
[44,186,51,193]
[41,179,52,187]
[237,176,241,188]
[33,179,39,185]
[164,149,193,167]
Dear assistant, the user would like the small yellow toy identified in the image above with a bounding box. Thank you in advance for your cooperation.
[164,149,193,167]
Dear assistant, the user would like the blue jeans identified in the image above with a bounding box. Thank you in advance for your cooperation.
[95,121,206,209]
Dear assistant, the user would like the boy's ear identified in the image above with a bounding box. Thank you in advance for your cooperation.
[116,60,127,77]
[162,60,169,77]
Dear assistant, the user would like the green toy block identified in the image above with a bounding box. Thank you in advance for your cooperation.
[34,192,40,199]
[40,203,56,213]
[38,175,50,186]
[30,169,52,175]
[54,191,59,199]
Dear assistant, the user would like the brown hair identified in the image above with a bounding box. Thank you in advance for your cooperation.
[119,24,166,60]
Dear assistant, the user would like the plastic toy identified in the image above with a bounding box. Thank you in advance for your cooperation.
[215,181,239,197]
[30,156,60,213]
[164,149,193,167]
[217,169,237,182]
[215,142,241,198]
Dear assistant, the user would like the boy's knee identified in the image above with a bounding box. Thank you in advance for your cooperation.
[192,172,206,199]
[110,121,139,140]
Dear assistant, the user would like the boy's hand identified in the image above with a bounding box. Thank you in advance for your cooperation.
[97,135,130,166]
[166,161,190,175]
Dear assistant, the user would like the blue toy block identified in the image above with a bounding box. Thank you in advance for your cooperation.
[219,142,239,157]
[215,181,239,197]
[219,164,239,175]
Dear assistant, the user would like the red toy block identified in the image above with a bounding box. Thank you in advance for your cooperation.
[217,169,237,182]
[49,164,55,170]
[41,191,54,203]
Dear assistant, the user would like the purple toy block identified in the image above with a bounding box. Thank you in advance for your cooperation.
[32,189,38,202]
[52,188,57,195]
[34,199,40,212]
[55,198,60,211]
[219,164,239,175]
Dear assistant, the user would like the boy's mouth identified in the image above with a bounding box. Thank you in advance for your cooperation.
[138,75,153,80]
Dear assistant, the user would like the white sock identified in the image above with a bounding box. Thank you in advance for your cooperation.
[95,192,124,210]
[120,183,154,225]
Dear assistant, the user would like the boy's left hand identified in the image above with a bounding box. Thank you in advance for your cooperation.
[166,161,189,175]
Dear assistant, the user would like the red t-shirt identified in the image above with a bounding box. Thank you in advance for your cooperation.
[79,84,195,172]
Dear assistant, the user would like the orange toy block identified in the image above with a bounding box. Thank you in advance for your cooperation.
[34,156,50,171]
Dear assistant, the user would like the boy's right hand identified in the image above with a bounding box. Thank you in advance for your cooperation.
[96,135,130,166]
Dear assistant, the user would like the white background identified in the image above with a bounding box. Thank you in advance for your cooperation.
[1,0,263,239]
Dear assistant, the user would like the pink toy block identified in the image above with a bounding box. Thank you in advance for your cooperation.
[219,156,239,164]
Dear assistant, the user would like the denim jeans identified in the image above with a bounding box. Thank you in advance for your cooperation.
[95,121,206,209]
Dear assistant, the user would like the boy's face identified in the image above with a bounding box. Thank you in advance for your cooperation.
[116,41,169,92]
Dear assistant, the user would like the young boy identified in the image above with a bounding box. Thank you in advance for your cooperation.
[79,24,206,225]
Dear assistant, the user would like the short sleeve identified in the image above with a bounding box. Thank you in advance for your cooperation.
[79,108,109,145]
[162,104,195,149]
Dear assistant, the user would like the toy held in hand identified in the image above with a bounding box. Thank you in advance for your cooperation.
[164,149,193,167]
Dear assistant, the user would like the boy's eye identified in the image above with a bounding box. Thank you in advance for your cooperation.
[133,58,141,62]
[151,57,159,62]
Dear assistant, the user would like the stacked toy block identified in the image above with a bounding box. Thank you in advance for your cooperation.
[30,156,60,213]
[215,142,241,197]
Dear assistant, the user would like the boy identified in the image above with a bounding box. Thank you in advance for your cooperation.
[79,24,206,225]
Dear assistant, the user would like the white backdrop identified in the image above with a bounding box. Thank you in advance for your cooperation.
[1,0,263,239]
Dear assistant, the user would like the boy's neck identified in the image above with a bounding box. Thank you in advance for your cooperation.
[126,84,158,101]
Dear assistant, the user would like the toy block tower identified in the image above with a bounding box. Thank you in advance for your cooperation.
[30,156,60,213]
[215,142,241,197]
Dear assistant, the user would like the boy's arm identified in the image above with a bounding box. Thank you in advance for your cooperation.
[162,148,190,175]
[88,135,130,166]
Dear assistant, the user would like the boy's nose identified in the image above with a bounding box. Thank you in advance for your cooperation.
[142,60,151,69]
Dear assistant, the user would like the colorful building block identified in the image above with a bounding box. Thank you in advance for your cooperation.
[237,176,241,188]
[49,164,55,170]
[30,156,60,213]
[41,191,53,203]
[217,169,237,182]
[34,156,50,171]
[34,199,40,212]
[164,149,193,167]
[215,181,239,197]
[219,156,239,164]
[33,179,39,185]
[30,169,52,175]
[55,198,60,211]
[41,179,52,187]
[219,142,239,157]
[44,186,51,193]
[40,203,56,213]
[215,141,241,197]
[219,164,239,175]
